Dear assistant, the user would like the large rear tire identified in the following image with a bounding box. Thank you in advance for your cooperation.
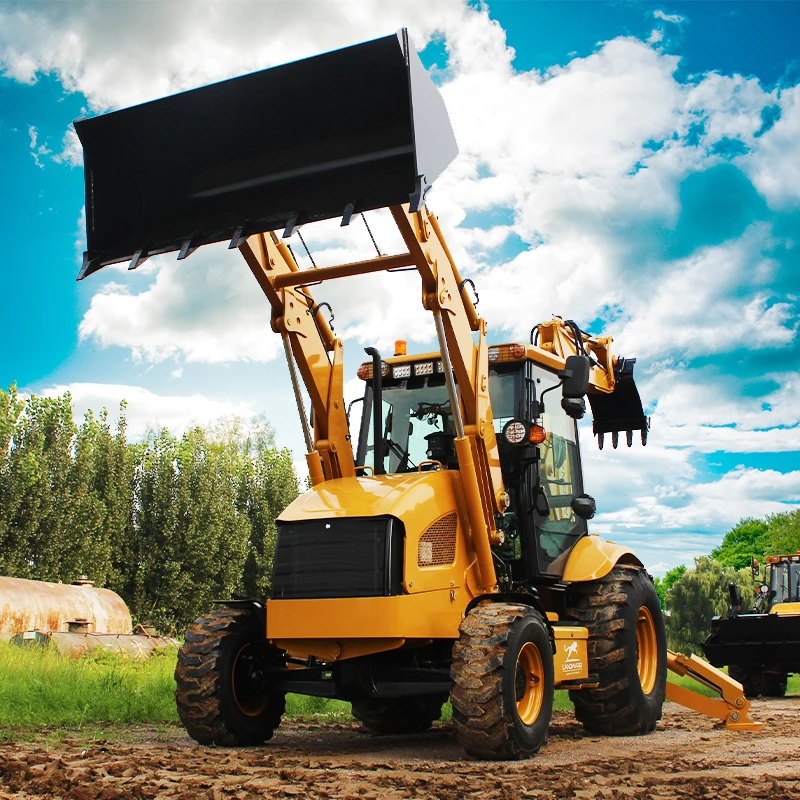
[566,565,666,736]
[175,608,286,746]
[352,695,447,734]
[728,665,761,698]
[759,671,788,697]
[451,603,554,760]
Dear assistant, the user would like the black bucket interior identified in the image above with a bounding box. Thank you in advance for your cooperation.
[587,358,649,446]
[75,30,457,278]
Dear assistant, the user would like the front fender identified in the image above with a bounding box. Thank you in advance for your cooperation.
[561,535,642,583]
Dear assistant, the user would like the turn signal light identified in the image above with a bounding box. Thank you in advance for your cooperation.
[529,425,546,444]
[357,361,390,380]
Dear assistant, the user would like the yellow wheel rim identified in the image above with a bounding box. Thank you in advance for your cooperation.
[232,644,269,717]
[636,605,658,695]
[515,642,545,725]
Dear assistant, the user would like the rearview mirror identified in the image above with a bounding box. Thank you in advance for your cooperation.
[560,355,590,398]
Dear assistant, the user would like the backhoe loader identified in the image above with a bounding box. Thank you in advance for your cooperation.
[704,552,800,697]
[73,30,761,759]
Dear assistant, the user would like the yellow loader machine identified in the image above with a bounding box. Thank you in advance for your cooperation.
[703,552,800,697]
[75,31,760,758]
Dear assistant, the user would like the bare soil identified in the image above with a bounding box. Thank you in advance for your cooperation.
[1,700,798,799]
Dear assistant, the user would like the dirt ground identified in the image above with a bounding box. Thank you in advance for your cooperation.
[1,700,798,800]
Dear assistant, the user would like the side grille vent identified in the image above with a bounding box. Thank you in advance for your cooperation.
[418,513,457,566]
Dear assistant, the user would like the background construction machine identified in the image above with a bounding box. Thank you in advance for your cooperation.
[74,30,760,759]
[704,552,800,698]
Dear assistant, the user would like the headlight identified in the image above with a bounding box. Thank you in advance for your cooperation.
[392,364,411,379]
[502,419,529,445]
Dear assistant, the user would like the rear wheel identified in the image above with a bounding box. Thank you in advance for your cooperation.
[729,665,761,698]
[352,695,447,734]
[759,671,788,697]
[566,565,667,735]
[175,608,286,745]
[451,603,554,760]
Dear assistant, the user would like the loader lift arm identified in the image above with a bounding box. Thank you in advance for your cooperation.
[239,204,504,592]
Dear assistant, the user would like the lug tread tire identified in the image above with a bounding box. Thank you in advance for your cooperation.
[729,665,761,698]
[451,603,554,760]
[175,608,285,746]
[759,671,788,698]
[567,566,666,736]
[352,695,447,735]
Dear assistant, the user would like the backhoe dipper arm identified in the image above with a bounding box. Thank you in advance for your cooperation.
[239,231,355,483]
[535,318,616,394]
[535,318,650,448]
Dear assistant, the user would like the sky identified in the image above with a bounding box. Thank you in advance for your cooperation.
[1,0,798,576]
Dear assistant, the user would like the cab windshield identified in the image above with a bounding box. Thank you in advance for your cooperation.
[357,369,520,474]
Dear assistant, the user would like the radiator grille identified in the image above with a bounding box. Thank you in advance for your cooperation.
[418,513,457,566]
[272,517,403,599]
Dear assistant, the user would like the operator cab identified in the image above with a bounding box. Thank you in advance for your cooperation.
[767,554,800,605]
[355,343,590,581]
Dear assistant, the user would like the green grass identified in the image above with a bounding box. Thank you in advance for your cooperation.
[0,642,179,736]
[2,641,795,739]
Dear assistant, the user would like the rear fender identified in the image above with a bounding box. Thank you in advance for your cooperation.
[561,536,642,583]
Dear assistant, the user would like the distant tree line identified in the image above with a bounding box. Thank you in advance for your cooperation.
[656,510,800,654]
[0,384,298,634]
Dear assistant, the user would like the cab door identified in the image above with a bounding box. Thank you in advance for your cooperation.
[531,364,588,577]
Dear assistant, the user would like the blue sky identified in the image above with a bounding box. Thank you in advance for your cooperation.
[1,1,798,574]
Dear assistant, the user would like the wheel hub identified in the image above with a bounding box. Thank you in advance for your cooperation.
[515,642,544,725]
[636,605,658,695]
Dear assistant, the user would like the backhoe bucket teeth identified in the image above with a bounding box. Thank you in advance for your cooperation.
[588,357,649,448]
[74,30,457,279]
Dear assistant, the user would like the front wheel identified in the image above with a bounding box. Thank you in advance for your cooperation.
[566,565,667,735]
[451,603,554,760]
[175,608,286,746]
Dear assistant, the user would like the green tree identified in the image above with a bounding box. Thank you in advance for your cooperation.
[654,564,687,609]
[710,517,770,569]
[763,509,800,557]
[665,556,755,654]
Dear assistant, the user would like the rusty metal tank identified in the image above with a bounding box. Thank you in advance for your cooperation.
[14,629,179,659]
[0,575,132,638]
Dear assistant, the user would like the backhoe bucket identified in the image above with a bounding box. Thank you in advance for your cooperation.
[74,30,457,279]
[587,358,650,448]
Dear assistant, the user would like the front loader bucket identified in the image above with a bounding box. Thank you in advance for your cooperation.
[587,357,650,448]
[74,29,457,279]
[704,613,800,674]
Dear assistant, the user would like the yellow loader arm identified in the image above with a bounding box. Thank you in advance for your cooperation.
[666,650,762,730]
[239,204,504,592]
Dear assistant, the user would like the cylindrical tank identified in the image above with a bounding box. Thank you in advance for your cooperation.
[13,629,179,658]
[0,576,132,638]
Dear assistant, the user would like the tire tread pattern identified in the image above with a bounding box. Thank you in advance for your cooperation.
[567,566,666,736]
[175,608,285,746]
[451,603,548,760]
